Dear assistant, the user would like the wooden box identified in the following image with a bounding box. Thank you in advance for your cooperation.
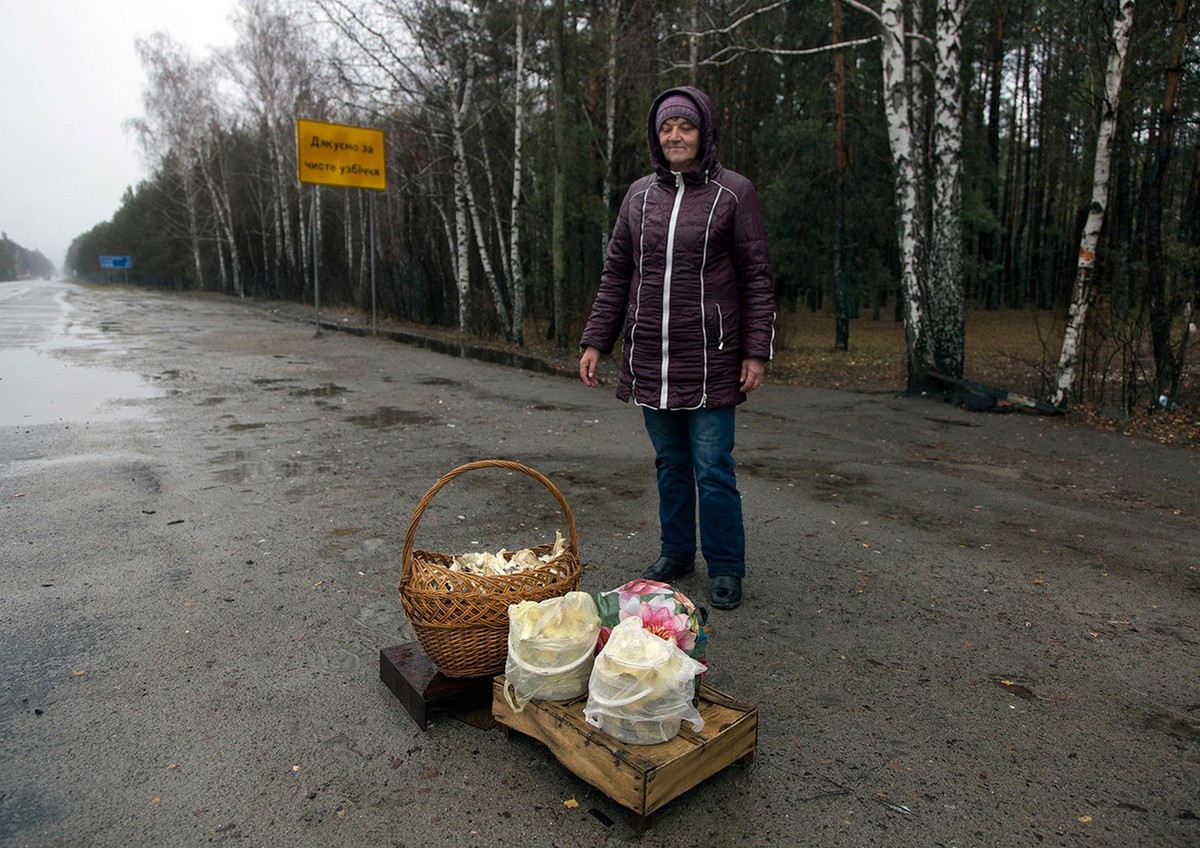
[491,675,757,826]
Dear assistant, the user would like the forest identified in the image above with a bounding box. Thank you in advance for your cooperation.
[65,0,1199,412]
[1,234,55,281]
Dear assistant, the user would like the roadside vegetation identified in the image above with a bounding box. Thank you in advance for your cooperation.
[65,0,1198,422]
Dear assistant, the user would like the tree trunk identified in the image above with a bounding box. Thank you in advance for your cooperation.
[184,170,206,290]
[508,0,528,346]
[1143,0,1189,403]
[832,0,849,351]
[451,67,475,333]
[880,0,929,392]
[983,0,1007,310]
[1050,0,1136,408]
[550,0,569,349]
[602,0,621,251]
[456,122,511,336]
[928,0,966,378]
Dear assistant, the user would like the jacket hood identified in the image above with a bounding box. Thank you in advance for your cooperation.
[647,86,719,179]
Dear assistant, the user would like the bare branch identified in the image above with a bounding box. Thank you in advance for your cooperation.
[670,34,881,70]
[675,0,791,39]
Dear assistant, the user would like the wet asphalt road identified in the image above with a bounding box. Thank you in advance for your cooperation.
[1,280,1197,847]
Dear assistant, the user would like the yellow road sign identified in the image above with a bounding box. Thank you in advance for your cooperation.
[296,118,386,190]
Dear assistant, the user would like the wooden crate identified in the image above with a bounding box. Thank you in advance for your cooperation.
[492,675,757,827]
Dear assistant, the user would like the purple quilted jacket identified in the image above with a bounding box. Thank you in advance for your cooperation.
[580,86,776,410]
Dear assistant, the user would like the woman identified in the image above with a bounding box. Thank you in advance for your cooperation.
[579,86,776,610]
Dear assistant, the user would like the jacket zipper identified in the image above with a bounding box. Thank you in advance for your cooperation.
[659,175,686,409]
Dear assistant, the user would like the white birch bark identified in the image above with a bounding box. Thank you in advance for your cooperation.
[229,0,310,291]
[449,47,478,334]
[1050,0,1136,408]
[198,151,242,296]
[456,7,511,335]
[507,0,527,345]
[193,95,242,298]
[879,0,927,388]
[132,35,211,290]
[455,119,511,335]
[928,0,966,377]
[184,173,206,289]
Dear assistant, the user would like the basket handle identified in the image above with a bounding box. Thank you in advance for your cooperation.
[400,459,579,588]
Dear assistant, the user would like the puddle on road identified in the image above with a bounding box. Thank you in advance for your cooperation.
[0,347,160,426]
[345,406,434,429]
[210,449,306,484]
[291,383,348,398]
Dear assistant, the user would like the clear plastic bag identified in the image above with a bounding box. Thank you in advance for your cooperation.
[504,591,600,711]
[584,617,706,745]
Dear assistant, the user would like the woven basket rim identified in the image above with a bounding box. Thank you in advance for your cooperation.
[399,460,578,592]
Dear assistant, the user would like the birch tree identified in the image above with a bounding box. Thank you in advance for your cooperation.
[676,0,964,388]
[878,0,930,389]
[129,34,209,289]
[926,0,966,378]
[1050,0,1136,408]
[506,0,529,345]
[195,109,244,296]
[228,0,319,295]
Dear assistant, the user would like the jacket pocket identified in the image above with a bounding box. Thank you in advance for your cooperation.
[705,303,726,350]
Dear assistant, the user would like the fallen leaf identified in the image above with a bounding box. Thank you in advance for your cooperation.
[996,679,1034,699]
[563,798,579,809]
[1078,815,1093,823]
[390,757,401,770]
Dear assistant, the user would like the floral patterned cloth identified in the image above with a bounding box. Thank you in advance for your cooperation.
[593,579,708,666]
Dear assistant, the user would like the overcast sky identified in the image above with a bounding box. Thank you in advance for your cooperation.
[0,1,239,270]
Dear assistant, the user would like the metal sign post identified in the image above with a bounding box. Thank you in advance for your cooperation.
[99,255,132,284]
[295,118,387,337]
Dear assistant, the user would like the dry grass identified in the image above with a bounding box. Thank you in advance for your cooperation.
[769,307,1200,449]
[358,303,1199,449]
[770,307,1060,396]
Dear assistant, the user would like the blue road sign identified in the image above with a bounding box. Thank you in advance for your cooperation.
[100,255,132,269]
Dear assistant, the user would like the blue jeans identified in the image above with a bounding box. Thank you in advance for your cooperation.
[642,406,745,577]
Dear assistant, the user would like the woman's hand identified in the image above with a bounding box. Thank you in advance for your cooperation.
[740,357,766,393]
[579,346,602,387]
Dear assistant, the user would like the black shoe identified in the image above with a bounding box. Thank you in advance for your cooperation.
[642,555,696,582]
[710,575,743,609]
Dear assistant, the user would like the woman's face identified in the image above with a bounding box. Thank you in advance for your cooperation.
[658,117,700,172]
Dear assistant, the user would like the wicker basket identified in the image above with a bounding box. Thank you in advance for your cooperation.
[399,460,582,678]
